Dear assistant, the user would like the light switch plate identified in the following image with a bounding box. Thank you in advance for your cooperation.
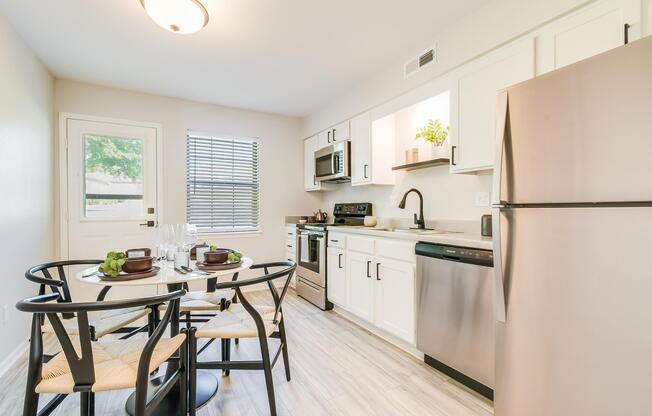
[475,192,491,207]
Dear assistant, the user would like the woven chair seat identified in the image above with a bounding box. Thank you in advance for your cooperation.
[160,289,235,312]
[36,334,186,394]
[42,307,148,339]
[195,303,279,339]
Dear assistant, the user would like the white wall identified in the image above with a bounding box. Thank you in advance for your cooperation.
[303,0,652,225]
[0,15,54,362]
[54,80,320,294]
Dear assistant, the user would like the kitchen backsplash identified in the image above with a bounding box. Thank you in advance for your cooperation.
[319,167,493,222]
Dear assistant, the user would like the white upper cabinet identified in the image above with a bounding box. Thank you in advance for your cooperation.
[331,120,350,143]
[450,37,535,173]
[350,112,395,186]
[316,121,351,150]
[350,112,372,185]
[536,0,641,74]
[303,135,321,191]
[317,130,330,150]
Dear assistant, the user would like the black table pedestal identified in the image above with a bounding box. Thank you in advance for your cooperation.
[125,371,218,415]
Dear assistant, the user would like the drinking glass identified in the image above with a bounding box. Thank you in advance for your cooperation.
[183,223,198,251]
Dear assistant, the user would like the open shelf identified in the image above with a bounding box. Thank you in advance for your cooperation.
[392,158,450,172]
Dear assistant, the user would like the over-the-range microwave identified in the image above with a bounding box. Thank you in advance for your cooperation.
[314,141,351,183]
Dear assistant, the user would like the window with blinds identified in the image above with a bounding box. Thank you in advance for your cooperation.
[186,133,260,234]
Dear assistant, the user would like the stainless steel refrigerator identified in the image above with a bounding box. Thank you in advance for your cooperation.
[492,35,652,416]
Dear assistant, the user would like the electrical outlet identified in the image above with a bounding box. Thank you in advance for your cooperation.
[475,192,491,207]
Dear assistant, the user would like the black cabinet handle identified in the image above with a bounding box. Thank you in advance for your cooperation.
[313,174,317,185]
[451,145,457,166]
[330,239,338,243]
[366,261,371,278]
[376,263,381,280]
[287,245,292,248]
[363,164,368,179]
[332,128,336,141]
[338,253,342,269]
[327,130,331,143]
[624,23,631,44]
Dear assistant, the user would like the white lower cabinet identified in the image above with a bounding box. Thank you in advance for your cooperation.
[330,235,416,344]
[327,247,347,307]
[374,258,415,344]
[346,251,375,322]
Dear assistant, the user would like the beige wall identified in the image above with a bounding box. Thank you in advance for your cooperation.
[54,80,320,291]
[0,15,54,363]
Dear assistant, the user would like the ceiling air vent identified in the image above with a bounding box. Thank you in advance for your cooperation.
[405,46,436,78]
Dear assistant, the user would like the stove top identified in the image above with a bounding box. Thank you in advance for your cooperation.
[296,203,372,230]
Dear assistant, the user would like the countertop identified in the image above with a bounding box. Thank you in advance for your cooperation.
[325,226,493,250]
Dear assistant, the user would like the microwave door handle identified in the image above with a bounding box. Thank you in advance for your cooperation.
[332,154,337,175]
[492,91,508,206]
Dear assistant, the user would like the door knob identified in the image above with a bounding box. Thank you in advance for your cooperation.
[140,220,155,227]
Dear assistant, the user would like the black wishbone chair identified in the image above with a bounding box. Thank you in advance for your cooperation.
[188,261,296,416]
[25,260,151,341]
[16,289,188,416]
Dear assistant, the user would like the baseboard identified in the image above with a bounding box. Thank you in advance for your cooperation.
[0,338,28,380]
[331,306,424,360]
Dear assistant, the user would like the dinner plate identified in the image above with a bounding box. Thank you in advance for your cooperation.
[195,260,242,271]
[99,266,160,281]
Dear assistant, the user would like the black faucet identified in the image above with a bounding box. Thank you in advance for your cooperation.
[398,188,430,230]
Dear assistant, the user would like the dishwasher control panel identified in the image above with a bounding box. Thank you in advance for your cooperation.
[415,242,493,267]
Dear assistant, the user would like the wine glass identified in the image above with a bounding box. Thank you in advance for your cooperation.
[183,223,198,252]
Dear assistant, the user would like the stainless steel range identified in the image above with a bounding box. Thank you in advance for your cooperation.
[295,203,371,310]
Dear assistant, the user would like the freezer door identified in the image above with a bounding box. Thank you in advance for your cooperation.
[495,36,652,204]
[494,207,652,416]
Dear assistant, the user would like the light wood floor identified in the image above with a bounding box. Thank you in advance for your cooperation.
[0,290,493,416]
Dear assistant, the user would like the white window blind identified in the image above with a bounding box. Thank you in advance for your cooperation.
[186,133,260,234]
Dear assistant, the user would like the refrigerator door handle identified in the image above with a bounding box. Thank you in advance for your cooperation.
[492,91,509,206]
[492,207,507,323]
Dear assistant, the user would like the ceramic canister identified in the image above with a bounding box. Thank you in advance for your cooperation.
[364,216,378,227]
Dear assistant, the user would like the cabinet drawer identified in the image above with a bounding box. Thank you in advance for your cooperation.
[376,238,415,263]
[286,237,296,253]
[286,249,296,262]
[347,235,375,254]
[285,226,297,237]
[327,232,346,249]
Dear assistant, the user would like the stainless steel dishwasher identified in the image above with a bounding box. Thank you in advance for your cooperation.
[415,242,494,399]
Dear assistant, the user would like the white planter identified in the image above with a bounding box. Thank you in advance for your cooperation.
[430,143,450,159]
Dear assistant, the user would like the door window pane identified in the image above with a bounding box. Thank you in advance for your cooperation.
[84,134,144,218]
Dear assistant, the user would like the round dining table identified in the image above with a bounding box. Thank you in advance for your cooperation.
[76,257,254,416]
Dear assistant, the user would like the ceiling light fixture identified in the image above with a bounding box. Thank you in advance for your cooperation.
[140,0,209,34]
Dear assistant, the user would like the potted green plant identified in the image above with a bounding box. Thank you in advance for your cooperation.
[415,119,450,159]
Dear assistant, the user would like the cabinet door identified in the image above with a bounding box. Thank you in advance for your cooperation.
[346,251,375,322]
[452,38,535,173]
[374,258,416,344]
[303,136,321,191]
[327,248,347,307]
[331,121,350,142]
[317,130,330,150]
[536,0,640,74]
[350,112,372,186]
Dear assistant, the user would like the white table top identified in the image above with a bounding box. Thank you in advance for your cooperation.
[75,257,253,287]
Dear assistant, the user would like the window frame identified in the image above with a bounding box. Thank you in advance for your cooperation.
[185,131,262,236]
